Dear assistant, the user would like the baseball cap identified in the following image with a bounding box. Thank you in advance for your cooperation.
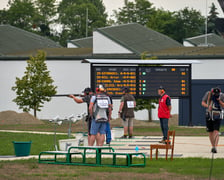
[122,87,130,93]
[97,84,105,92]
[212,87,221,95]
[82,87,93,94]
[158,86,165,91]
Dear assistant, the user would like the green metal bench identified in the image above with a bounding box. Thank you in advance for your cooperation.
[38,146,146,167]
[38,150,84,164]
[100,152,146,167]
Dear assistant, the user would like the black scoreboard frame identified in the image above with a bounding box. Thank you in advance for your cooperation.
[91,63,192,99]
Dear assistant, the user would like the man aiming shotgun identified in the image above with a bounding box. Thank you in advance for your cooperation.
[52,94,84,97]
[68,87,94,146]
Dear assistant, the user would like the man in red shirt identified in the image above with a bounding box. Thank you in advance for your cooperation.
[158,86,172,143]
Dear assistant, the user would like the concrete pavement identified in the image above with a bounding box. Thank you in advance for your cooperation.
[0,129,224,161]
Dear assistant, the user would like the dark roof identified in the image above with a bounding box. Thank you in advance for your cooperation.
[0,25,62,55]
[95,23,183,55]
[7,48,92,57]
[68,37,93,48]
[148,46,224,58]
[184,33,224,46]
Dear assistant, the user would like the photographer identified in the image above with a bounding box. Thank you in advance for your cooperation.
[201,87,224,153]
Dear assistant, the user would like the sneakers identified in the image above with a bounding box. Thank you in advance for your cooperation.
[159,139,165,143]
[165,140,171,145]
[211,147,217,153]
[86,149,94,153]
[120,135,127,139]
[129,136,133,139]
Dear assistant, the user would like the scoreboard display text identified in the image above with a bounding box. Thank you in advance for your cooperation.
[92,65,190,97]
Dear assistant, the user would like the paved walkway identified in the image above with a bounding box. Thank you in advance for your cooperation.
[0,130,224,161]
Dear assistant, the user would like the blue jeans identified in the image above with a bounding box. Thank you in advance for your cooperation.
[105,122,111,144]
[159,118,169,140]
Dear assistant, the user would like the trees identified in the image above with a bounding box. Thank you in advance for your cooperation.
[34,0,57,36]
[207,3,219,34]
[12,51,57,117]
[57,0,107,46]
[114,2,205,43]
[114,0,155,26]
[6,0,37,31]
[135,98,158,122]
[146,9,176,40]
[172,8,205,42]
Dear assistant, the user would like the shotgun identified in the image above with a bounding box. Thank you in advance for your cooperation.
[52,94,84,97]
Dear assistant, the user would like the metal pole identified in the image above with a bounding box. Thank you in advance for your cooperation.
[86,8,88,37]
[54,123,58,151]
[205,0,208,45]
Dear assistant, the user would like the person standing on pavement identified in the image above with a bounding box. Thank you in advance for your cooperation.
[158,86,172,143]
[104,89,113,145]
[68,87,93,146]
[201,87,224,153]
[118,87,136,139]
[89,84,112,146]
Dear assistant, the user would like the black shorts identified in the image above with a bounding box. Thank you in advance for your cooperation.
[206,118,221,132]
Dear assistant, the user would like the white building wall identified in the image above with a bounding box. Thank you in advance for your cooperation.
[67,42,78,48]
[0,59,181,120]
[183,41,194,47]
[0,60,91,120]
[93,31,133,54]
[1,59,221,120]
[0,61,27,111]
[192,60,224,79]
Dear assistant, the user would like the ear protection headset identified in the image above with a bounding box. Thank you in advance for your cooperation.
[83,87,93,95]
[158,86,165,93]
[211,87,221,94]
[122,87,130,93]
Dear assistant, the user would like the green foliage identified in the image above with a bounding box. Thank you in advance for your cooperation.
[57,0,107,46]
[7,0,37,31]
[1,0,210,47]
[0,9,8,24]
[172,7,205,42]
[207,3,219,34]
[114,0,155,25]
[12,51,57,117]
[114,2,205,43]
[34,0,57,36]
[135,98,157,111]
[147,9,177,40]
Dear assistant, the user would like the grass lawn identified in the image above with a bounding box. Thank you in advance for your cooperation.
[2,120,224,136]
[1,122,224,179]
[0,158,223,180]
[0,132,68,155]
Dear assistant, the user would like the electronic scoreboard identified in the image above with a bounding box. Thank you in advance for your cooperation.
[91,65,191,98]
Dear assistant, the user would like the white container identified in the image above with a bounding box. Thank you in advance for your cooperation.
[59,139,78,151]
[111,127,123,139]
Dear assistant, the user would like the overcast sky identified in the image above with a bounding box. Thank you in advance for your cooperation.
[0,0,223,18]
